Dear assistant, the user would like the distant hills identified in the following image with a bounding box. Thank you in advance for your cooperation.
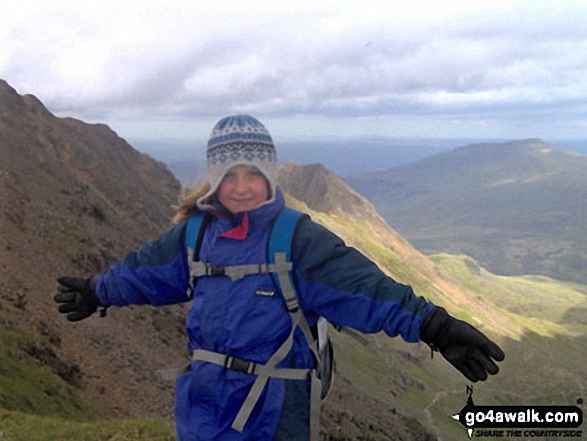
[137,137,467,185]
[349,139,587,285]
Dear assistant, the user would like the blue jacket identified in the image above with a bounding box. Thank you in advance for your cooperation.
[95,189,435,440]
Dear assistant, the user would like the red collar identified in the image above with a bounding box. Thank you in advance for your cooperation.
[219,212,249,240]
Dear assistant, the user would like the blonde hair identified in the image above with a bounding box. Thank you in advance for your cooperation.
[172,181,211,224]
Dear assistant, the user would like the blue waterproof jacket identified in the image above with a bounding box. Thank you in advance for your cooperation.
[95,189,435,440]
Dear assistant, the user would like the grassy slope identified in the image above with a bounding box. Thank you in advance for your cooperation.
[0,322,176,440]
[0,324,95,419]
[296,198,586,440]
[0,410,175,441]
[430,254,587,336]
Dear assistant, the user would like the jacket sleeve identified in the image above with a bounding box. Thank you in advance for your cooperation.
[94,220,191,307]
[292,219,435,343]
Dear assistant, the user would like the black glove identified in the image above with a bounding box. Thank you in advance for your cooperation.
[420,306,505,382]
[54,276,102,322]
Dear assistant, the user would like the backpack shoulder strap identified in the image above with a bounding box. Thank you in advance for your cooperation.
[265,208,324,438]
[185,211,211,297]
[268,208,305,255]
[185,211,211,259]
[268,208,308,302]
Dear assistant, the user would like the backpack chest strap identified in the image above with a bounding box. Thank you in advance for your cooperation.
[188,251,301,306]
[188,258,291,282]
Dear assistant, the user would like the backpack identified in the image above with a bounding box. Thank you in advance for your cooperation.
[184,207,333,440]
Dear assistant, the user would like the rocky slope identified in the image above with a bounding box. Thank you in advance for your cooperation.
[0,79,186,420]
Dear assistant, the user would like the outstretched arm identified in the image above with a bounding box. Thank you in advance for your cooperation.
[292,219,434,341]
[293,218,504,382]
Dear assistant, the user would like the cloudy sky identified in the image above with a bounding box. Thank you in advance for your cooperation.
[2,0,587,144]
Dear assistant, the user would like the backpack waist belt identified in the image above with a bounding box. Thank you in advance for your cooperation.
[191,350,310,379]
[188,255,321,440]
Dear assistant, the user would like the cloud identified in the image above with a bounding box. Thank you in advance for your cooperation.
[2,1,587,138]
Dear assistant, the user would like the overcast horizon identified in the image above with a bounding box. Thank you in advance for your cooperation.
[2,1,587,144]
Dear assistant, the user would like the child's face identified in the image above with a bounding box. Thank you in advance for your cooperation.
[217,165,269,214]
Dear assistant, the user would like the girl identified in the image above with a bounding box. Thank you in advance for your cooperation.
[55,114,504,441]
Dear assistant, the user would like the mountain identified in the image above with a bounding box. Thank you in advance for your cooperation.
[348,139,587,285]
[278,162,385,220]
[0,79,187,423]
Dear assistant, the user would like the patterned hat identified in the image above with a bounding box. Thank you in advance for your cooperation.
[197,114,279,209]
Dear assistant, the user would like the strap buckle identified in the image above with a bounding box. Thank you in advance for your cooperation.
[224,356,258,375]
[284,295,300,313]
[208,265,225,276]
[190,261,226,277]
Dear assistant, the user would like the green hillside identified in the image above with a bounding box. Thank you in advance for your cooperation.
[0,410,175,441]
[431,254,587,336]
[348,139,587,285]
[0,321,176,440]
[286,194,587,440]
[0,324,93,419]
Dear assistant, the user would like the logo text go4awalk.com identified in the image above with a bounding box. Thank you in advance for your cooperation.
[451,386,584,439]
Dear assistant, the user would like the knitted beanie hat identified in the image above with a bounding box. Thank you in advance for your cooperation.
[197,114,279,210]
